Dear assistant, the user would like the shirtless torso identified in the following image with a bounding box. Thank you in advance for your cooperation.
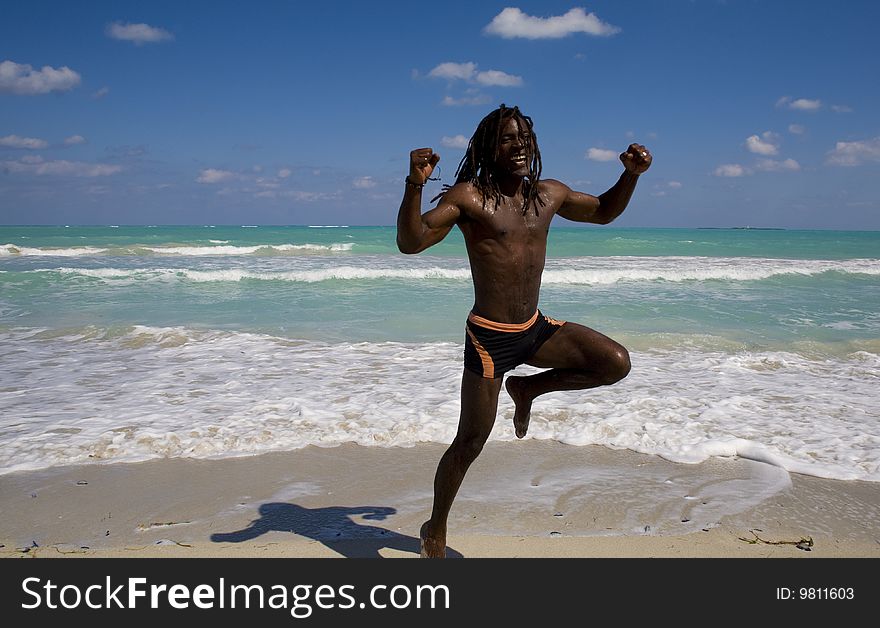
[396,108,651,557]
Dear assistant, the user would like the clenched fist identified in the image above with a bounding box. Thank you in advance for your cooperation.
[409,148,441,185]
[620,143,652,175]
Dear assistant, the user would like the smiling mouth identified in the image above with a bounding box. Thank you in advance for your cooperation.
[512,155,528,166]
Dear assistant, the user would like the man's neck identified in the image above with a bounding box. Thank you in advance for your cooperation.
[492,172,526,198]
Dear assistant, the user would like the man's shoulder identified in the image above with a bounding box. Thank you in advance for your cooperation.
[443,181,479,197]
[435,181,481,209]
[535,179,571,206]
[537,178,569,194]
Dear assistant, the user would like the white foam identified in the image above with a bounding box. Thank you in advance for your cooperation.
[1,326,877,480]
[141,243,356,255]
[1,244,107,257]
[540,256,880,285]
[19,256,880,283]
[1,242,355,257]
[39,266,471,283]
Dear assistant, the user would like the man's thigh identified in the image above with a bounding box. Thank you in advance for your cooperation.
[526,322,628,370]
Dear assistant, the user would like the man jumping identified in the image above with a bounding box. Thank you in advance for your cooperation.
[396,104,652,558]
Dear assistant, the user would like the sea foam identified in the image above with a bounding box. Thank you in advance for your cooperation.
[1,326,876,480]
[0,242,354,256]
[18,256,880,285]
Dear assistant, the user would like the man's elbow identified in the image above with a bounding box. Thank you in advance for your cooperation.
[396,236,421,254]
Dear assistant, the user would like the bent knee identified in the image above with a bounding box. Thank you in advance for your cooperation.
[602,346,631,384]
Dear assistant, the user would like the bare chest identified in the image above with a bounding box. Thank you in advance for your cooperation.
[463,201,551,252]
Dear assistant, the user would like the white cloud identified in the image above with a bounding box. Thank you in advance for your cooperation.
[0,60,80,95]
[284,190,340,202]
[428,61,522,88]
[826,137,880,167]
[745,132,779,155]
[585,147,618,162]
[2,156,121,176]
[428,62,476,81]
[788,124,805,135]
[755,158,800,172]
[0,134,48,149]
[651,180,682,197]
[441,135,469,149]
[247,185,343,202]
[475,70,523,87]
[64,135,87,146]
[92,86,110,100]
[831,104,853,113]
[776,96,821,111]
[714,164,747,177]
[791,98,821,111]
[484,7,620,39]
[196,168,237,184]
[277,168,292,179]
[106,22,174,45]
[441,94,491,107]
[352,176,377,189]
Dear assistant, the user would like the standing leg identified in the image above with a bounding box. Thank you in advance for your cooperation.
[505,322,631,438]
[421,368,503,558]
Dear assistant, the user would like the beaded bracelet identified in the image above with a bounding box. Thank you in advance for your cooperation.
[404,176,425,189]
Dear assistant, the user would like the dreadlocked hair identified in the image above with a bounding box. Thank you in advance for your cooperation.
[432,104,544,215]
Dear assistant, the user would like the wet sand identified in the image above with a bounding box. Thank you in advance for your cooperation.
[2,441,878,558]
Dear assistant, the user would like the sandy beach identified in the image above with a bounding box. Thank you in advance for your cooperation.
[2,440,878,559]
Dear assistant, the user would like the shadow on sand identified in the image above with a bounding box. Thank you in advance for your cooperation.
[210,502,462,558]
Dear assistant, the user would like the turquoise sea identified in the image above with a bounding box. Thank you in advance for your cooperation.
[1,225,878,480]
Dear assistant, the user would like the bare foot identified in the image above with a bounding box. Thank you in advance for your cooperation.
[419,521,446,558]
[505,376,533,439]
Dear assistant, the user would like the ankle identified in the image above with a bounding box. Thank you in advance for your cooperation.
[422,520,446,540]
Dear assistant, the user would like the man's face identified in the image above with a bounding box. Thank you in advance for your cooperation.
[494,117,532,177]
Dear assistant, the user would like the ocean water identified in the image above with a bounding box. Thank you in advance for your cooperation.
[1,225,878,481]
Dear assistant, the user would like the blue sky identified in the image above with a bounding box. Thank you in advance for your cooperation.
[1,0,878,228]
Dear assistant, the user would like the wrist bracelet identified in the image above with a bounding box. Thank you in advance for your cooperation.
[405,176,425,189]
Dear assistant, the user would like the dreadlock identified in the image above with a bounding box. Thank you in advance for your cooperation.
[433,104,544,215]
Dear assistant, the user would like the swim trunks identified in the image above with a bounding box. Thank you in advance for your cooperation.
[463,310,566,379]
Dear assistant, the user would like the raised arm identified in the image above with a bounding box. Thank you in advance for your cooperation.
[396,148,461,254]
[557,143,652,224]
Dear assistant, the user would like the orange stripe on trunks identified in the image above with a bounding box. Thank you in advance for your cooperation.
[467,310,539,333]
[465,327,495,378]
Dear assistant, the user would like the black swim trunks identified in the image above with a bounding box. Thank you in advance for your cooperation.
[463,310,566,379]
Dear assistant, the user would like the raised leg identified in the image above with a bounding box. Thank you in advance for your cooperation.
[505,322,631,438]
[421,368,503,557]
